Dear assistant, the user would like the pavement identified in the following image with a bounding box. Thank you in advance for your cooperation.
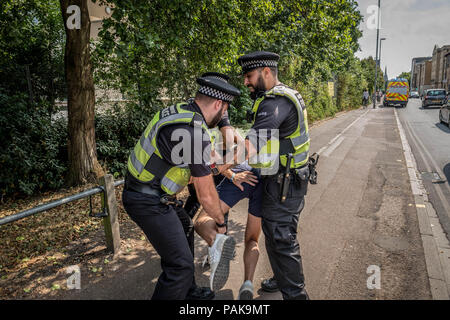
[44,102,450,300]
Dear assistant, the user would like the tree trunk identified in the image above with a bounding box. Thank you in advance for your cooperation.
[60,0,104,186]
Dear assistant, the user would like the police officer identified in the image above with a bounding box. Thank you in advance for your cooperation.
[122,76,240,300]
[237,51,311,300]
[184,72,238,219]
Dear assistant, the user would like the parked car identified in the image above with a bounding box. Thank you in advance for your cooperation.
[439,99,450,128]
[409,91,420,98]
[422,89,447,108]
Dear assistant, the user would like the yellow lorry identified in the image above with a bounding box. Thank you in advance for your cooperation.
[384,79,409,108]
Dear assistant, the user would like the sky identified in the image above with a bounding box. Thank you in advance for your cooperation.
[355,0,450,79]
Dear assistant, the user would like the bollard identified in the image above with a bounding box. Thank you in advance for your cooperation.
[99,174,121,255]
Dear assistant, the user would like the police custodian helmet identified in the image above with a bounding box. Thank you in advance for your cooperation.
[237,51,280,74]
[196,74,240,103]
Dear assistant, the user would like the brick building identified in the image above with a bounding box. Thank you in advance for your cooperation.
[431,45,450,89]
[411,57,432,95]
[444,52,450,92]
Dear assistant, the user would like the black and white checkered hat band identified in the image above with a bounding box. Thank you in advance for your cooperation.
[198,86,234,102]
[241,59,278,71]
[204,76,228,83]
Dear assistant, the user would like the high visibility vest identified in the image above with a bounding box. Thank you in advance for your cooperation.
[249,85,310,169]
[127,103,213,195]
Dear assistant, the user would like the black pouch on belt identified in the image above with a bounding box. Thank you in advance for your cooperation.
[295,165,310,181]
[308,153,319,184]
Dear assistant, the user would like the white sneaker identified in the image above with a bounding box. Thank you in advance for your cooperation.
[238,280,254,300]
[209,233,236,291]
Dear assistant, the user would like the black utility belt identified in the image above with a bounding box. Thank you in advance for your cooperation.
[125,173,162,196]
[126,182,162,197]
[275,165,310,183]
[125,173,183,207]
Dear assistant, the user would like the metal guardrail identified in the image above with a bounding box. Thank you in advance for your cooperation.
[0,180,124,226]
[0,176,124,254]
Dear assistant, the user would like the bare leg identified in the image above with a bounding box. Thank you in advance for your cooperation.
[194,200,230,247]
[243,214,261,282]
[194,201,262,283]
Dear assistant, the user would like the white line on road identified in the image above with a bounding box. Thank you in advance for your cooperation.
[318,109,370,156]
[401,115,450,214]
[394,108,450,299]
[322,136,345,157]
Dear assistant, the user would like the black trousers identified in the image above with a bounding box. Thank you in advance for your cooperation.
[261,174,308,300]
[122,189,195,300]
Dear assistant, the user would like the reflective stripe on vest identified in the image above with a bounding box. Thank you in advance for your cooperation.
[161,176,184,194]
[250,85,310,169]
[128,103,212,194]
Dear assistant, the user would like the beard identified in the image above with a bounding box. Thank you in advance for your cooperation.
[248,74,266,100]
[208,104,224,128]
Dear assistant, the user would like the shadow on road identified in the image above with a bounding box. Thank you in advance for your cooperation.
[8,216,247,300]
[379,104,405,109]
[444,163,450,187]
[435,122,450,134]
[419,106,443,110]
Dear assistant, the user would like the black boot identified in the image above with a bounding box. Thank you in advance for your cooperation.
[185,285,215,300]
[261,276,279,292]
[288,287,310,300]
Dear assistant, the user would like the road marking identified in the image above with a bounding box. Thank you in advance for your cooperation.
[318,109,370,156]
[322,136,345,157]
[401,116,450,213]
[394,108,450,299]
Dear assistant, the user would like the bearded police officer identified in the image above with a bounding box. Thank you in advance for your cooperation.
[238,51,311,300]
[122,76,240,300]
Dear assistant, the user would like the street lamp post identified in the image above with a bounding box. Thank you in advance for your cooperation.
[379,37,386,70]
[373,0,381,109]
[379,37,387,94]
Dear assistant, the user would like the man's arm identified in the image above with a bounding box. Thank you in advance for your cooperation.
[192,174,225,225]
[218,124,258,165]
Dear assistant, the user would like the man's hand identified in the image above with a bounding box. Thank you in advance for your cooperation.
[217,225,227,235]
[232,171,258,191]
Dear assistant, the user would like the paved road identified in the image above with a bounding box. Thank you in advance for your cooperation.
[54,106,434,300]
[395,98,450,241]
[214,106,431,299]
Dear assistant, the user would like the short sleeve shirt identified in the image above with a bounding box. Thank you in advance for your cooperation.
[246,92,299,152]
[157,102,213,177]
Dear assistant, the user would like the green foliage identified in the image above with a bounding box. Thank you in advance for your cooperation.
[0,91,68,197]
[397,72,411,83]
[0,0,67,198]
[95,102,155,178]
[93,0,363,117]
[1,0,367,197]
[303,82,337,123]
[0,0,66,110]
[360,56,385,95]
